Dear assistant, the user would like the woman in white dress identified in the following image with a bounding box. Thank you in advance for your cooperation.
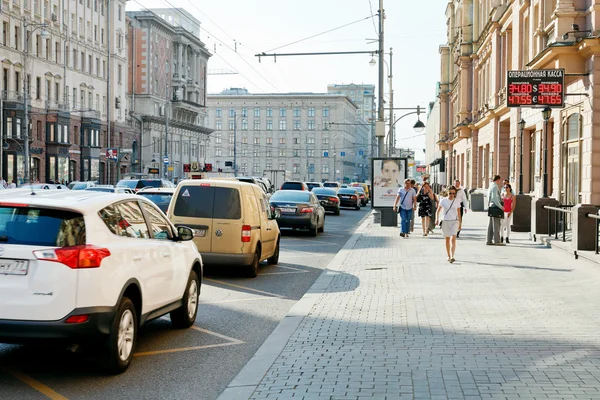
[435,186,463,263]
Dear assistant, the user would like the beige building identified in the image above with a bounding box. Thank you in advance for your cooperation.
[1,0,129,184]
[438,0,600,205]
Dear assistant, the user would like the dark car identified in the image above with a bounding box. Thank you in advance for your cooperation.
[280,181,309,191]
[337,188,361,210]
[269,190,325,236]
[311,187,341,215]
[136,187,175,213]
[116,178,175,192]
[354,186,368,207]
[306,182,323,191]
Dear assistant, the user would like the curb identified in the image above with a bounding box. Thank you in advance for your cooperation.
[217,212,374,400]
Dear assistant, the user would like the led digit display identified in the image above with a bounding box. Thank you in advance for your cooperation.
[506,69,565,108]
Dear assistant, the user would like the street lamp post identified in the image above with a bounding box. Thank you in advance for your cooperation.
[518,118,526,195]
[542,107,551,198]
[377,0,385,157]
[22,19,50,184]
[233,111,237,176]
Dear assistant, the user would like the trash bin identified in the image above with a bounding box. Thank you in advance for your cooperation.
[470,192,485,211]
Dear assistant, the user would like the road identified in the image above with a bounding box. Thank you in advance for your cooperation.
[0,206,370,400]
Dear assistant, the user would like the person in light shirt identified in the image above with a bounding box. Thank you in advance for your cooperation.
[393,179,417,238]
[454,179,468,237]
[435,185,462,263]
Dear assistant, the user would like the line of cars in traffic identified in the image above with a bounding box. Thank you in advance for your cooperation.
[0,176,367,374]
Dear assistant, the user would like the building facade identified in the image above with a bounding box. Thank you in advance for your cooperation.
[206,90,370,183]
[127,8,212,182]
[0,0,129,185]
[424,98,445,186]
[438,0,600,205]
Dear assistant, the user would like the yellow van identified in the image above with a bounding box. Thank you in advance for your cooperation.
[167,179,280,277]
[350,182,370,200]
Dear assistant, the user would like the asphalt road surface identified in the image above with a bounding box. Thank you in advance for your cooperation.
[0,205,370,400]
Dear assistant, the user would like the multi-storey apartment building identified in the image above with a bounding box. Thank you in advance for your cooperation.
[0,0,129,184]
[206,89,370,183]
[438,0,600,205]
[127,8,212,182]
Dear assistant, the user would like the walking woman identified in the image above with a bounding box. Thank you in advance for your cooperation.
[417,182,435,236]
[435,186,462,263]
[501,183,516,244]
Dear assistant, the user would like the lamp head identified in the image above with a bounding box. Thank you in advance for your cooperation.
[2,141,8,151]
[542,106,552,121]
[413,119,425,133]
[369,57,376,66]
[40,26,50,40]
[518,119,526,130]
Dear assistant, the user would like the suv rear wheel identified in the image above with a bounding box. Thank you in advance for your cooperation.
[104,297,137,374]
[170,270,200,328]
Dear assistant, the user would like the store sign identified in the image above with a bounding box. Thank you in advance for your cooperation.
[106,148,118,160]
[507,69,564,108]
[148,168,159,174]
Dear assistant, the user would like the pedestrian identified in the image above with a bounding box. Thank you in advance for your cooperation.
[435,185,462,262]
[410,179,417,233]
[417,182,435,236]
[393,178,417,238]
[486,175,505,246]
[501,179,510,195]
[0,176,6,188]
[7,179,17,189]
[501,183,516,244]
[454,179,468,237]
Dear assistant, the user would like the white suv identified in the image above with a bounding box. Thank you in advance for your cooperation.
[0,190,203,373]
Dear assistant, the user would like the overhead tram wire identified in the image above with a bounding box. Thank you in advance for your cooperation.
[367,0,379,36]
[129,0,272,93]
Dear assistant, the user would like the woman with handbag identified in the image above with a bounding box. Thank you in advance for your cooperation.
[435,186,462,263]
[486,175,505,246]
[501,183,516,244]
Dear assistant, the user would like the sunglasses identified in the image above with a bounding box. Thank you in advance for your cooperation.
[449,192,456,195]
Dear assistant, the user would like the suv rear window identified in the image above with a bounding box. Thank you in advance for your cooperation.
[0,206,86,247]
[173,186,241,219]
[323,182,338,188]
[281,182,304,190]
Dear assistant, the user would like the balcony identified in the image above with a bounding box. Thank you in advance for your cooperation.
[171,98,203,114]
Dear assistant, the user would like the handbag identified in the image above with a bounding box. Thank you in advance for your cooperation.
[488,204,504,218]
[439,199,456,227]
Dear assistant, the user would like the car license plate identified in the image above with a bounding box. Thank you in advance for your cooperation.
[0,260,29,276]
[320,200,328,205]
[280,207,295,213]
[193,229,206,237]
[340,195,349,198]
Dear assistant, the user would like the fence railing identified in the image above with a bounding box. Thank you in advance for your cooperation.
[544,205,575,242]
[587,212,600,254]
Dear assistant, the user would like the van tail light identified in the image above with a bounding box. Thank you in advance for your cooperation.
[33,245,111,269]
[65,315,89,324]
[329,197,339,203]
[241,225,252,242]
[301,207,314,213]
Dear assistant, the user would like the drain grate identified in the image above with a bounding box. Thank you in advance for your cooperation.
[364,267,387,271]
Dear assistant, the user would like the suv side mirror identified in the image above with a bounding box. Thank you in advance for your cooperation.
[177,226,194,241]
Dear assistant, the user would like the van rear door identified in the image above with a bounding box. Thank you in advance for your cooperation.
[170,185,214,253]
[210,186,244,255]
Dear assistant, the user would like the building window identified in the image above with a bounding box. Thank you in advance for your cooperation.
[308,107,315,117]
[278,149,286,157]
[266,120,273,131]
[293,137,300,144]
[279,120,286,130]
[279,108,286,117]
[323,107,329,117]
[229,120,235,130]
[117,5,122,21]
[241,119,248,130]
[254,107,260,117]
[308,120,315,130]
[293,108,300,117]
[279,163,285,170]
[293,164,299,173]
[266,163,272,171]
[279,137,286,145]
[562,114,581,205]
[322,137,329,145]
[254,120,260,130]
[215,133,222,144]
[253,164,260,174]
[266,137,273,144]
[323,121,330,131]
[215,108,222,117]
[253,137,260,144]
[215,147,221,156]
[266,107,272,117]
[307,137,315,144]
[293,149,300,157]
[266,149,272,157]
[229,107,235,117]
[215,120,222,130]
[254,149,259,157]
[241,137,248,144]
[229,133,234,144]
[117,64,122,83]
[308,149,315,157]
[293,120,300,130]
[322,164,329,173]
[241,107,248,117]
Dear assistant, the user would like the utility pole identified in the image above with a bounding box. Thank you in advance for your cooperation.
[377,0,385,157]
[107,0,111,184]
[164,85,169,180]
[233,111,237,176]
[305,136,309,181]
[387,47,394,157]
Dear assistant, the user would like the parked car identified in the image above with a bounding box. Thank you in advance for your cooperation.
[0,190,202,373]
[68,181,96,190]
[337,187,361,210]
[311,187,341,215]
[280,181,309,191]
[85,186,135,194]
[306,182,323,191]
[136,187,176,213]
[116,179,175,192]
[168,179,280,277]
[354,186,368,207]
[269,190,325,236]
[323,182,341,191]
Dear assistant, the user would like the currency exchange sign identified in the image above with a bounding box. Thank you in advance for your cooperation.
[506,69,564,108]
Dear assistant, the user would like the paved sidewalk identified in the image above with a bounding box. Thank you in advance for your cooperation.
[219,211,600,400]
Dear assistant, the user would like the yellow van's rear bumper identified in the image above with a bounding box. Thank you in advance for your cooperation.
[201,252,254,266]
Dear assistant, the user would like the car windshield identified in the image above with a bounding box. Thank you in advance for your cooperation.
[312,188,337,196]
[71,183,89,190]
[137,193,173,212]
[0,206,86,246]
[271,191,311,202]
[116,180,138,189]
[306,183,321,190]
[281,182,304,190]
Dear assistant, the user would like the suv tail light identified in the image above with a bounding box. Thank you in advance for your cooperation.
[33,245,111,269]
[301,207,314,213]
[65,315,89,324]
[241,225,252,242]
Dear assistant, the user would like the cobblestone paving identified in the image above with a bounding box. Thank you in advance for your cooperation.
[249,213,600,400]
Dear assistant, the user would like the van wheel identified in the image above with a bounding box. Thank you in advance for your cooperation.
[246,247,261,278]
[103,297,137,374]
[170,270,200,329]
[267,238,280,265]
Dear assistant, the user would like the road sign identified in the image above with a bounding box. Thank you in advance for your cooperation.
[359,150,364,156]
[163,157,169,165]
[340,152,346,157]
[507,69,565,108]
[323,151,329,157]
[106,148,118,160]
[168,167,174,171]
[120,148,133,154]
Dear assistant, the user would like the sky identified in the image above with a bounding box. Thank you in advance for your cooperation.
[127,0,449,162]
